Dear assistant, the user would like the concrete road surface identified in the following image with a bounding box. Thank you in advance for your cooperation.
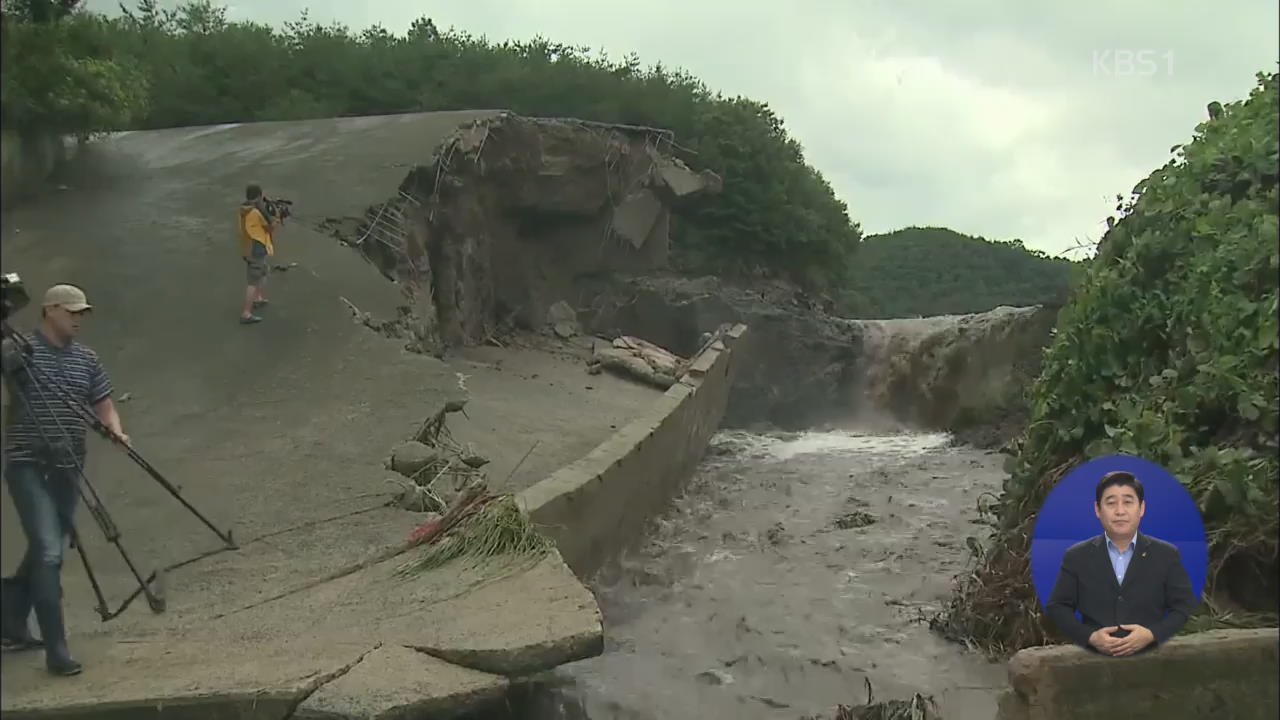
[0,111,661,709]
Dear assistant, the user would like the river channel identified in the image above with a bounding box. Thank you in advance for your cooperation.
[519,428,1009,720]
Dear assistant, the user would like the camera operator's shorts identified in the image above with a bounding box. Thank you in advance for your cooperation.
[244,256,268,286]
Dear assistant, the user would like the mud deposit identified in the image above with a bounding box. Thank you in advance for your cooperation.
[526,430,1007,720]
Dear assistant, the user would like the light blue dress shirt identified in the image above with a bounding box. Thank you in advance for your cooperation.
[1106,533,1137,585]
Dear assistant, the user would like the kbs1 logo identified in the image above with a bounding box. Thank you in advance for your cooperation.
[1092,49,1174,78]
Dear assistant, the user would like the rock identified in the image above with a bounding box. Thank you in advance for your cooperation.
[547,301,577,325]
[834,511,877,529]
[461,455,490,469]
[390,441,439,478]
[696,669,734,686]
[547,302,580,338]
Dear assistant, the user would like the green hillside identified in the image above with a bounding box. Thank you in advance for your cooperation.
[935,70,1279,658]
[841,227,1083,318]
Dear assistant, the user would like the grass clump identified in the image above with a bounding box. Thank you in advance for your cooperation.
[395,495,553,577]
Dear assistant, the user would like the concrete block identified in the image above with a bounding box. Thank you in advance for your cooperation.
[1001,629,1279,720]
[406,550,603,676]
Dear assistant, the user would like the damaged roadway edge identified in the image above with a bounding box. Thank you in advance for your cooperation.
[291,644,511,720]
[284,643,385,720]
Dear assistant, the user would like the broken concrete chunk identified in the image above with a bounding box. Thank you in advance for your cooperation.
[390,441,439,478]
[611,189,663,249]
[653,157,723,199]
[546,301,581,338]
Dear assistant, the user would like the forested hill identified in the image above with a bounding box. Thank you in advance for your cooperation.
[1,0,860,291]
[841,226,1083,318]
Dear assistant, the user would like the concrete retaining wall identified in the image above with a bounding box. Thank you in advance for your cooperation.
[996,628,1279,720]
[1,130,76,206]
[517,323,749,577]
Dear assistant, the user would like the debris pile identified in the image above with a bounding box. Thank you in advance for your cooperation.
[385,400,489,513]
[383,400,553,577]
[801,679,942,720]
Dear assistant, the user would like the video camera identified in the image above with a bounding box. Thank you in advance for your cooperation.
[1,272,30,322]
[263,196,294,222]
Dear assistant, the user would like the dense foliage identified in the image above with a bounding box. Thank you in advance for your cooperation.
[0,0,861,290]
[840,227,1082,318]
[0,0,149,135]
[935,71,1280,657]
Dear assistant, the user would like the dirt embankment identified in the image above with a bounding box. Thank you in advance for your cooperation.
[317,113,721,357]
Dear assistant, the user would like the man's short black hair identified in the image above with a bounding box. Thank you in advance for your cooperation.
[1096,471,1144,505]
[246,184,263,201]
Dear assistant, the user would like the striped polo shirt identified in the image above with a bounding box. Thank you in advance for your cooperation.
[2,330,113,468]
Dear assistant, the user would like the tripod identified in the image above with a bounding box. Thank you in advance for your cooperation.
[1,320,237,622]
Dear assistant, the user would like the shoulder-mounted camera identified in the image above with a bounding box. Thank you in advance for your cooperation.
[1,272,30,322]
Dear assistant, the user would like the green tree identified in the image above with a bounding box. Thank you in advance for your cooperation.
[842,227,1082,318]
[1,4,149,136]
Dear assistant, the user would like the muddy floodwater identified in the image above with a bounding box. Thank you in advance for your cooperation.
[527,429,1009,720]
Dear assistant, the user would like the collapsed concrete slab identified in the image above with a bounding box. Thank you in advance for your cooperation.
[318,113,721,356]
[406,551,604,675]
[295,644,508,720]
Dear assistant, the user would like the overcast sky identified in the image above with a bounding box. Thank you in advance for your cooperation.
[91,1,1279,258]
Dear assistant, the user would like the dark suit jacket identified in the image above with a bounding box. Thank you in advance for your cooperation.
[1045,532,1197,652]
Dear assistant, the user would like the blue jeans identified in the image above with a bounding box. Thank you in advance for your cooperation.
[4,460,79,664]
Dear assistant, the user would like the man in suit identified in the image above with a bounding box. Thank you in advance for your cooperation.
[1045,470,1198,657]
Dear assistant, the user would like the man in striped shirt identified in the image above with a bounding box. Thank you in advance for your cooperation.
[1,284,128,676]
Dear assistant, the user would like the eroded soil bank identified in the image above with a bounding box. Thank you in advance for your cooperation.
[516,429,1007,720]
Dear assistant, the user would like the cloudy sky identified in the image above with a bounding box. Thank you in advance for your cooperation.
[91,1,1278,258]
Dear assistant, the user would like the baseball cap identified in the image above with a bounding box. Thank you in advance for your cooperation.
[42,284,93,312]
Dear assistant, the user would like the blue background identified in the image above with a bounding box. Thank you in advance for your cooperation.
[1030,454,1208,611]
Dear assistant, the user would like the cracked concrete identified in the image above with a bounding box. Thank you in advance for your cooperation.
[293,645,508,720]
[0,113,667,717]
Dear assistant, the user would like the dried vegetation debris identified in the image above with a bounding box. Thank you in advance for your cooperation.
[800,678,942,720]
[382,399,553,578]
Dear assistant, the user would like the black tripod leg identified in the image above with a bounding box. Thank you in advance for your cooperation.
[121,449,236,549]
[79,490,166,615]
[69,527,112,622]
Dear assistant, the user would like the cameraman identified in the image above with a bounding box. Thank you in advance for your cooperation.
[237,183,283,324]
[1,284,128,676]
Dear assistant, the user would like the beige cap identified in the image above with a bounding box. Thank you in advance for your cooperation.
[43,284,93,312]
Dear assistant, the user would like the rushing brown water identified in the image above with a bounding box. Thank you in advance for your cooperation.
[522,428,1008,720]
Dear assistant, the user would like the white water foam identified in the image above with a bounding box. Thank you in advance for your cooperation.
[713,429,952,463]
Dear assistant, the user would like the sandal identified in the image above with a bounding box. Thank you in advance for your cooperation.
[239,314,263,325]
